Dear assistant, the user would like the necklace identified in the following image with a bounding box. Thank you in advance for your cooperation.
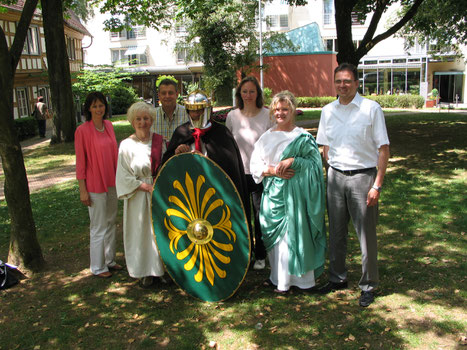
[94,124,105,132]
[134,134,150,143]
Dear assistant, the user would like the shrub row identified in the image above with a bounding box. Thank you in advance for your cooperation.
[296,96,337,108]
[295,95,424,109]
[364,94,425,109]
[14,116,37,140]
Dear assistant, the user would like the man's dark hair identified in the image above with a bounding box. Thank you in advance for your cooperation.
[334,63,359,81]
[83,91,108,121]
[158,79,178,91]
[235,76,264,109]
[37,96,44,102]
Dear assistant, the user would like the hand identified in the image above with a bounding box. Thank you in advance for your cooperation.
[274,158,294,178]
[80,190,91,207]
[175,144,190,154]
[366,188,380,207]
[139,183,153,193]
[276,168,295,179]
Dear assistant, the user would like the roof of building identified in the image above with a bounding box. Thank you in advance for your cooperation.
[1,1,91,36]
[265,22,326,56]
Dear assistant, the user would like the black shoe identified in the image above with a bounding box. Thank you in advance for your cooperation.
[318,281,348,294]
[359,291,374,307]
[301,285,320,294]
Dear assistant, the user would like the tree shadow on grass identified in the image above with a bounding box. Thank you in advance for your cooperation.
[1,113,465,349]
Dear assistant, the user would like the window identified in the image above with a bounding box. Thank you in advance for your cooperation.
[279,14,288,28]
[110,26,146,40]
[324,39,338,52]
[323,0,334,25]
[111,49,125,63]
[66,37,76,60]
[177,48,187,63]
[16,88,29,117]
[324,1,363,26]
[351,12,365,25]
[111,48,147,66]
[22,26,40,55]
[266,14,288,29]
[175,24,187,35]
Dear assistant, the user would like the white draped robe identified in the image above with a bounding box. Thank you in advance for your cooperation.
[116,136,164,278]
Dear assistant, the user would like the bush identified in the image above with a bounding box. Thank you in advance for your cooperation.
[263,87,273,106]
[15,117,37,140]
[365,94,425,109]
[73,68,140,116]
[296,96,337,108]
[109,85,138,115]
[295,95,424,109]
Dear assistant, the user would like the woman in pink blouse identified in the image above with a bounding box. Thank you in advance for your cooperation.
[226,77,273,270]
[75,92,122,278]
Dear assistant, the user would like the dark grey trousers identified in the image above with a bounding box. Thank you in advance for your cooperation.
[327,167,379,292]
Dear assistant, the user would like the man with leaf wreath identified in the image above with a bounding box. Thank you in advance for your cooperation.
[151,76,189,145]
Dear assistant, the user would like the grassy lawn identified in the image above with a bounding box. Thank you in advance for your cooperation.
[0,112,466,349]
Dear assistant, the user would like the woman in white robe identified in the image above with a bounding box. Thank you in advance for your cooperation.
[250,91,326,293]
[116,102,165,287]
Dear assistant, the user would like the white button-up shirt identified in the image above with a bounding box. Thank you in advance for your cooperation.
[316,93,389,170]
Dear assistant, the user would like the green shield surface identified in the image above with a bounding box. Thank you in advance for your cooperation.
[152,153,251,301]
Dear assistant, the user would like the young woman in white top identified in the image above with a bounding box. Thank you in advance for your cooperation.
[226,77,273,270]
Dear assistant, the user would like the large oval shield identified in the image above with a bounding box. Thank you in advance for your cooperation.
[152,153,251,301]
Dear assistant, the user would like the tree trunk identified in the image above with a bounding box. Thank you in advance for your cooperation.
[215,79,234,106]
[0,0,45,272]
[334,0,359,66]
[41,0,76,143]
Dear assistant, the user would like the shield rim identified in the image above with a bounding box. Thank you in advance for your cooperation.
[151,152,251,302]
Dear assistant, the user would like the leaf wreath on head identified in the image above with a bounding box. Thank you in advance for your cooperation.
[156,75,178,88]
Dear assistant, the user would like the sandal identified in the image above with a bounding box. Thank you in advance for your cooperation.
[96,271,112,278]
[109,263,124,271]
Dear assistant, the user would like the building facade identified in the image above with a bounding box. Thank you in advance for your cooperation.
[83,1,466,104]
[263,0,466,104]
[1,3,90,119]
[83,11,203,102]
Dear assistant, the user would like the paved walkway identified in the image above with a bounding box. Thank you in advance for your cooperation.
[0,135,76,200]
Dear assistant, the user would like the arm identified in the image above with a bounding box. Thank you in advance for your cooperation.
[367,144,390,207]
[75,126,91,206]
[322,145,329,162]
[270,157,295,179]
[78,179,91,206]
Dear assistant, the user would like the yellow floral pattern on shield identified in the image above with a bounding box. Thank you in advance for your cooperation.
[164,172,236,286]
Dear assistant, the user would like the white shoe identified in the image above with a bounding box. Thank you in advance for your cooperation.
[253,259,265,270]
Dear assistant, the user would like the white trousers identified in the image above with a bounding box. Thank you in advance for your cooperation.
[88,187,118,275]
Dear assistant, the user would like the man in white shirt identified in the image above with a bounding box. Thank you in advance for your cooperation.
[151,78,189,145]
[316,63,390,307]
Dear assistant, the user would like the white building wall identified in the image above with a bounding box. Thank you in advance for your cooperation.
[83,10,184,68]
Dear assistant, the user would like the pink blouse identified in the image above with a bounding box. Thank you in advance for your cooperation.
[75,120,118,193]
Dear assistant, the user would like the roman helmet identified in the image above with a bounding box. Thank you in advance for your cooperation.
[184,90,212,127]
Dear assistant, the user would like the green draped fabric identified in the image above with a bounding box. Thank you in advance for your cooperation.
[260,132,326,277]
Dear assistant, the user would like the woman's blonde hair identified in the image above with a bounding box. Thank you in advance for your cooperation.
[127,101,156,125]
[269,90,297,120]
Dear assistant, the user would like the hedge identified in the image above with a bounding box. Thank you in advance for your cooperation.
[295,95,425,109]
[364,94,425,109]
[14,116,37,141]
[296,96,337,108]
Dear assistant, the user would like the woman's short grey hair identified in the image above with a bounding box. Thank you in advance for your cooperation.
[127,101,156,125]
[269,90,297,119]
